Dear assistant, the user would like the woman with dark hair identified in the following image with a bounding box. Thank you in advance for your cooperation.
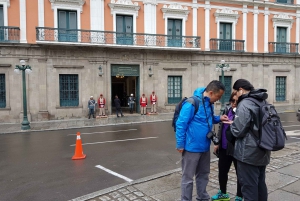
[211,91,243,201]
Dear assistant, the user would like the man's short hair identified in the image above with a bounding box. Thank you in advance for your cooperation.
[205,80,225,94]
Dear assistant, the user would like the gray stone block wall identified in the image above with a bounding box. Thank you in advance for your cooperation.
[0,45,299,122]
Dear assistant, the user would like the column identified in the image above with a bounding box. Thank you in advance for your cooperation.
[253,6,258,53]
[204,1,210,51]
[296,10,300,53]
[144,0,156,34]
[90,0,104,31]
[37,59,49,120]
[38,0,44,27]
[243,5,248,52]
[264,7,269,53]
[20,0,27,43]
[193,0,197,37]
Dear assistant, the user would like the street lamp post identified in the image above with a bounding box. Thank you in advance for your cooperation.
[14,60,32,130]
[216,59,230,115]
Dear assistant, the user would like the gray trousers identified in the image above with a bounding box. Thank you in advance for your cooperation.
[181,151,210,201]
[237,161,268,201]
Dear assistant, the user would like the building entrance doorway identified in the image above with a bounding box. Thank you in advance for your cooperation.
[111,65,140,114]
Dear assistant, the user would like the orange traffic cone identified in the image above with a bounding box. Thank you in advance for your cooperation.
[72,132,86,160]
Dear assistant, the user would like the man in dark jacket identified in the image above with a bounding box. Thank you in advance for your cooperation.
[114,95,124,117]
[230,79,270,201]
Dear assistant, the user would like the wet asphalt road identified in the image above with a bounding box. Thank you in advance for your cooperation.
[0,113,299,201]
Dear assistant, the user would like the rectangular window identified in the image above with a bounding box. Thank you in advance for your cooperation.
[59,74,79,106]
[276,27,287,53]
[58,10,77,42]
[0,74,6,108]
[276,0,294,4]
[276,76,286,101]
[168,76,182,104]
[167,19,182,47]
[219,76,232,103]
[116,15,133,45]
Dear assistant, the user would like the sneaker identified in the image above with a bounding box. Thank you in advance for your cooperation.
[211,190,230,201]
[235,196,243,201]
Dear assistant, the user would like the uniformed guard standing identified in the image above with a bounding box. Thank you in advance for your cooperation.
[98,94,106,116]
[87,96,96,119]
[150,91,157,113]
[140,94,147,115]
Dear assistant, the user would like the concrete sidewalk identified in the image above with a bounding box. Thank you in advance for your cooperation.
[0,104,298,134]
[71,142,300,201]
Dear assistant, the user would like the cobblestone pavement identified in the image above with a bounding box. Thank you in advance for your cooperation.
[73,142,300,201]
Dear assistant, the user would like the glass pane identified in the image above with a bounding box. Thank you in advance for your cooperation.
[174,20,182,36]
[125,16,133,33]
[69,12,77,29]
[116,16,123,32]
[0,6,4,26]
[167,20,173,35]
[58,11,67,29]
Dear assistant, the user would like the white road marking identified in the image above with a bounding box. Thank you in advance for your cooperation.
[95,165,133,182]
[285,130,300,136]
[67,129,137,136]
[283,125,300,128]
[70,136,158,146]
[289,137,300,140]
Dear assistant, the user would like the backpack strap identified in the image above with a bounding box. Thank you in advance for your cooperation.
[186,96,200,116]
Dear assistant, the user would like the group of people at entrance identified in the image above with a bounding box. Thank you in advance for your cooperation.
[88,91,158,118]
[176,79,270,201]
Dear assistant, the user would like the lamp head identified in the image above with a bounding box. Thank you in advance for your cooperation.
[221,60,225,64]
[20,60,26,66]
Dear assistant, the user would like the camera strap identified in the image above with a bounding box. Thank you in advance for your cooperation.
[202,97,214,132]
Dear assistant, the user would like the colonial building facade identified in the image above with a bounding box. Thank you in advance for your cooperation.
[0,0,300,122]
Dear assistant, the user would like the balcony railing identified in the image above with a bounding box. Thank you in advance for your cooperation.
[0,26,20,43]
[36,27,201,49]
[268,42,299,54]
[210,38,244,52]
[276,0,294,4]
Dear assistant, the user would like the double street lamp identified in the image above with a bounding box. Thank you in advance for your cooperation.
[216,59,230,115]
[14,60,32,130]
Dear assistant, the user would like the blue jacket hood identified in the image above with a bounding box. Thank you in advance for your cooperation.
[193,87,205,99]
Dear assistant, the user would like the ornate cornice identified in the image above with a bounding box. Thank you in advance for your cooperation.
[143,0,157,5]
[49,0,85,12]
[0,0,10,7]
[161,4,190,21]
[214,8,240,24]
[272,14,294,28]
[108,0,140,16]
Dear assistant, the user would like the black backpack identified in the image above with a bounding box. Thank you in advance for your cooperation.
[172,96,200,132]
[248,97,287,151]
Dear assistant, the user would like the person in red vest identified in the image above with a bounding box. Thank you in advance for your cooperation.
[97,94,106,116]
[140,94,147,115]
[150,91,157,113]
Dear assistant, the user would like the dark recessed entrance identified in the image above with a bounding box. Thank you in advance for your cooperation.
[111,65,140,114]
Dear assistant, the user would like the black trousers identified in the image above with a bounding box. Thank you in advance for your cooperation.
[237,160,268,201]
[218,147,242,197]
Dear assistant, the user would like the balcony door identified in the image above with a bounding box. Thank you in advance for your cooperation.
[0,5,4,41]
[116,15,133,45]
[219,23,232,51]
[167,19,182,47]
[276,27,287,53]
[58,10,77,42]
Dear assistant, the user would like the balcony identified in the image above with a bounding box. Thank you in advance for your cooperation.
[210,38,244,52]
[36,27,200,50]
[268,42,299,54]
[276,0,294,4]
[0,26,20,43]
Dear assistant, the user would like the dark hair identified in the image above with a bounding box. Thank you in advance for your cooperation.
[233,79,254,91]
[229,91,237,102]
[206,80,225,94]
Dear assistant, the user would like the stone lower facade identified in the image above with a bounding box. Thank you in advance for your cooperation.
[0,44,299,123]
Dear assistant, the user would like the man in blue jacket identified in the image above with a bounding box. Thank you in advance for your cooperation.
[176,80,229,201]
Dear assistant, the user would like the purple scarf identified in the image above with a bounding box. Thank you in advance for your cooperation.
[221,108,235,149]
